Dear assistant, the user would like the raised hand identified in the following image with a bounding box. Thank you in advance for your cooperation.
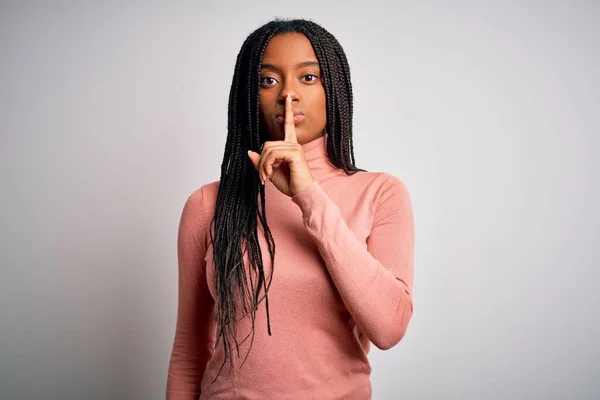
[247,93,315,197]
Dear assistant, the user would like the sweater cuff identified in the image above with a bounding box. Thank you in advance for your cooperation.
[291,179,324,213]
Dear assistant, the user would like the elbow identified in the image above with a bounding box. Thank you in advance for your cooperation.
[372,294,413,351]
[372,325,407,351]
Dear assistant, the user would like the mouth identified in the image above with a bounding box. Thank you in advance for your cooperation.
[275,108,305,125]
[276,114,305,124]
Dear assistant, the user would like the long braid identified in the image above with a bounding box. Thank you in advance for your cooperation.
[208,18,367,384]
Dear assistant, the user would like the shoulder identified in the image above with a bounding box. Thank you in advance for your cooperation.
[187,179,220,202]
[178,180,220,246]
[371,172,410,195]
[367,172,412,213]
[340,169,408,191]
[182,179,220,222]
[329,170,410,212]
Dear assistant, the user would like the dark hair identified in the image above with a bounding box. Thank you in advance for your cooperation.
[208,17,366,381]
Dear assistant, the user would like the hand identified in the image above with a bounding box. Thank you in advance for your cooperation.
[247,93,314,197]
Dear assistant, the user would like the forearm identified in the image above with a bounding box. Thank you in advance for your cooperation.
[292,179,414,349]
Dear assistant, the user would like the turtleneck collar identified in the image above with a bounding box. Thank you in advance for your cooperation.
[300,133,338,180]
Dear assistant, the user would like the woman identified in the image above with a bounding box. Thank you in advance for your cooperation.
[166,18,414,399]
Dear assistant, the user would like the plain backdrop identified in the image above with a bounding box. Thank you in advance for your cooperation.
[1,1,598,399]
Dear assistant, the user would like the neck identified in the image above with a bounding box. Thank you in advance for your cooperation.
[300,133,337,181]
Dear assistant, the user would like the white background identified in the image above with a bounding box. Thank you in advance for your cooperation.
[1,1,598,398]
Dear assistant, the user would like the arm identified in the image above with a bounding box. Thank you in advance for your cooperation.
[291,173,414,350]
[166,187,216,399]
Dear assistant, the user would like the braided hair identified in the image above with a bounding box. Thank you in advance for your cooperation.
[208,17,366,381]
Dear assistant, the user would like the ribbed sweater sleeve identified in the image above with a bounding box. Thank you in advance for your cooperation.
[166,187,215,399]
[291,173,414,350]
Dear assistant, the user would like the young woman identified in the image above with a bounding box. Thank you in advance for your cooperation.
[166,18,414,400]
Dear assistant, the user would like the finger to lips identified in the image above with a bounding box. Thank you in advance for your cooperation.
[284,93,298,143]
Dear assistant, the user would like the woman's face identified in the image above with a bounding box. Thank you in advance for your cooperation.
[259,33,327,143]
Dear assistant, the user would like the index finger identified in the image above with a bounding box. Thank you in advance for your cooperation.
[284,93,298,143]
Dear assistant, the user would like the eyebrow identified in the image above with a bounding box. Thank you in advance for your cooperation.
[260,61,320,72]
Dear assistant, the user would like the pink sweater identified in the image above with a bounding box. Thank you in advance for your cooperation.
[166,134,414,399]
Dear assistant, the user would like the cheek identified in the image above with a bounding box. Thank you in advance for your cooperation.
[259,94,273,119]
[258,96,265,115]
[315,91,327,124]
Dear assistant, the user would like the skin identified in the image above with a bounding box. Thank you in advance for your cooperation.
[247,33,327,197]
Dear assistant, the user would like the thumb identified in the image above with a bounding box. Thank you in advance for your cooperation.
[247,150,260,169]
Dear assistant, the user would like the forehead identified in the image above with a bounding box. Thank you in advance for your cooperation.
[262,33,317,64]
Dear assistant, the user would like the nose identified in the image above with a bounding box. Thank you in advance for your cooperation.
[278,84,299,104]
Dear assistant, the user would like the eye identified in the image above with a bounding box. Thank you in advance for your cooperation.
[302,74,319,83]
[260,76,278,87]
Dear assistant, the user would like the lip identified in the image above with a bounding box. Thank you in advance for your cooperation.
[276,114,305,124]
[275,108,305,118]
[275,108,305,125]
